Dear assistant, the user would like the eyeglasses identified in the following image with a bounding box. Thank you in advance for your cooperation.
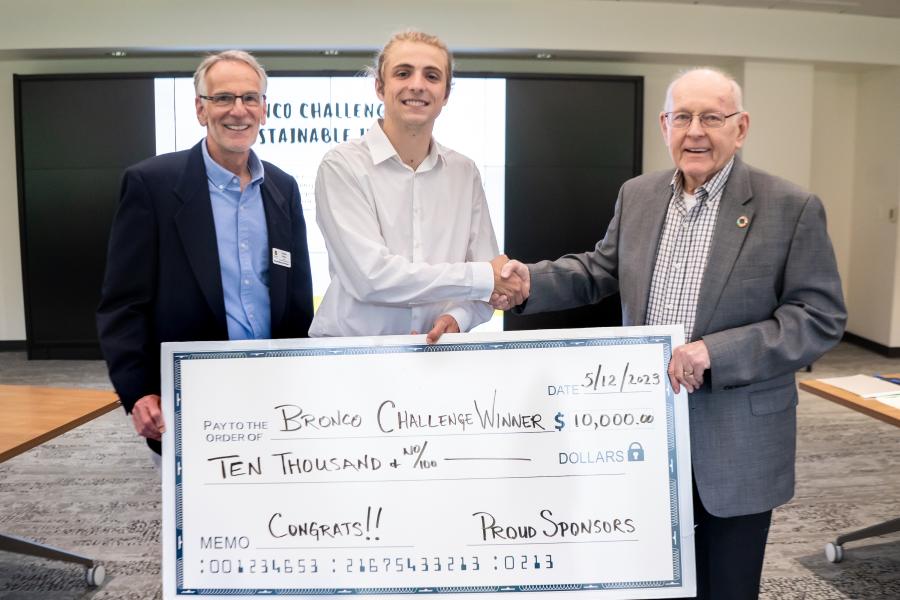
[198,92,265,108]
[664,111,741,129]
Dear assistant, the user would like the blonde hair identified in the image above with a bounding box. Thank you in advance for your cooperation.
[370,30,454,99]
[193,50,268,96]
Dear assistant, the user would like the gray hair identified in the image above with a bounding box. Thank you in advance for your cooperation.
[663,67,744,112]
[193,50,268,96]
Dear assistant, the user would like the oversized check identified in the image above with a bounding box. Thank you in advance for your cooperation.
[162,326,695,599]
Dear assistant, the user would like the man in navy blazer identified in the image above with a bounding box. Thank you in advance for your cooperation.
[495,68,846,599]
[97,51,313,454]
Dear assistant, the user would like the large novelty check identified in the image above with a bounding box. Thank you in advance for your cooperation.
[161,326,695,599]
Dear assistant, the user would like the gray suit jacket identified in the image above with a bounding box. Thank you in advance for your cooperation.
[522,156,847,517]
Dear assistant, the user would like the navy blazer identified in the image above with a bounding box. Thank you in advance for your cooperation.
[97,141,314,413]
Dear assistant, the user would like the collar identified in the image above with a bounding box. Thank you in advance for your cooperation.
[202,139,264,189]
[669,156,736,201]
[365,120,444,171]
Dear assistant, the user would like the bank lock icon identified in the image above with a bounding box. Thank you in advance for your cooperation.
[627,442,645,462]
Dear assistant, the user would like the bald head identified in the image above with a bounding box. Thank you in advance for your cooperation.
[664,68,743,114]
[659,67,750,194]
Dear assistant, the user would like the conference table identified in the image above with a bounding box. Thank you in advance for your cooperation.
[0,384,120,586]
[799,376,900,563]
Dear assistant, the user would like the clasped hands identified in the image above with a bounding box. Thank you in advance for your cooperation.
[419,255,528,345]
[490,255,530,310]
[486,254,709,395]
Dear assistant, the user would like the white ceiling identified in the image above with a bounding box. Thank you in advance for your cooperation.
[613,0,900,18]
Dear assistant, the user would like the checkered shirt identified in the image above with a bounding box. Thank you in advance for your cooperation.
[645,158,735,341]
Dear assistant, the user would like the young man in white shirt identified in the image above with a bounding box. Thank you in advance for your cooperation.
[311,30,525,342]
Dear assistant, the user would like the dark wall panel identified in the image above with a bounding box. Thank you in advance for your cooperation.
[20,79,157,169]
[17,76,157,358]
[23,168,123,345]
[504,77,642,331]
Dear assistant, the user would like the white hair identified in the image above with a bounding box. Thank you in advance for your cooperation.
[193,50,267,96]
[663,67,744,112]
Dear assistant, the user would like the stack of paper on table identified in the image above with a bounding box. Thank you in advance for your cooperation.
[817,374,900,409]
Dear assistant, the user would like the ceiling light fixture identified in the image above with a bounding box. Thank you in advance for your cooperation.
[789,0,860,6]
[109,50,127,58]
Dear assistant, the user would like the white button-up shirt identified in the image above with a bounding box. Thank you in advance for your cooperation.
[310,121,498,337]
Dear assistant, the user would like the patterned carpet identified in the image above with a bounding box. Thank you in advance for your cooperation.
[0,342,898,599]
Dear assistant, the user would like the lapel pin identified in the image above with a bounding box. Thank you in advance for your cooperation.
[736,215,750,229]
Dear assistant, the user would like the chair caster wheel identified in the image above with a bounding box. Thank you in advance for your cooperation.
[85,564,106,586]
[825,542,844,563]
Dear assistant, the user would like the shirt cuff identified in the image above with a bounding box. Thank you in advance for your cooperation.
[470,262,495,302]
[444,306,472,334]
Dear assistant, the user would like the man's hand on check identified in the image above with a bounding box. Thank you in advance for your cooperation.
[667,341,711,394]
[131,393,166,441]
[424,314,460,344]
[490,258,530,310]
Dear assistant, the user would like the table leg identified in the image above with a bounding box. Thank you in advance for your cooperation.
[824,517,900,563]
[0,532,105,585]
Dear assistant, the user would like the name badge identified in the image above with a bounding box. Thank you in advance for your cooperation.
[272,248,291,268]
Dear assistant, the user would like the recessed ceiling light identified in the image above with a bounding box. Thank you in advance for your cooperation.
[323,49,340,56]
[109,50,127,58]
[536,52,553,60]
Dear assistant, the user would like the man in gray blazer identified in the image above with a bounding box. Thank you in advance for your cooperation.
[495,68,846,599]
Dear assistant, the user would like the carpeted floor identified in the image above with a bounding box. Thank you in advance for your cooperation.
[0,342,898,599]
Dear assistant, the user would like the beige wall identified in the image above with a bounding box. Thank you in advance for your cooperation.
[2,1,900,344]
[811,69,858,304]
[2,1,899,66]
[742,61,815,189]
[0,67,21,340]
[847,69,900,346]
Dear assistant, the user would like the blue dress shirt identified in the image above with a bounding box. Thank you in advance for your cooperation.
[202,141,271,340]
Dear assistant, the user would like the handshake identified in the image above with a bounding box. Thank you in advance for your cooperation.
[489,255,530,310]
